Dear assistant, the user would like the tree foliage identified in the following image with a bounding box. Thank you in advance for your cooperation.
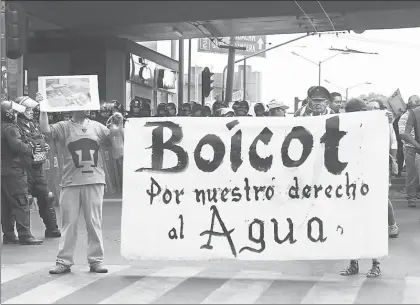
[356,92,388,102]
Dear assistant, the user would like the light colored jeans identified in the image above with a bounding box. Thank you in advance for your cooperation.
[56,184,105,267]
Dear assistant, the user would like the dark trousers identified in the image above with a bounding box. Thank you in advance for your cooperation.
[26,164,59,231]
[397,140,404,175]
[1,169,33,239]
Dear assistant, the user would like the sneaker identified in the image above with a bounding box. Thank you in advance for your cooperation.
[49,264,71,275]
[89,264,108,273]
[19,236,43,245]
[389,223,399,238]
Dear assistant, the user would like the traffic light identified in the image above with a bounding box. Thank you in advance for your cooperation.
[201,67,214,99]
[5,3,27,60]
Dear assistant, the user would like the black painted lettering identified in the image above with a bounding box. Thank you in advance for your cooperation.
[194,135,226,172]
[272,218,297,244]
[289,177,300,199]
[146,177,161,205]
[335,185,343,198]
[249,127,273,172]
[162,189,172,204]
[244,178,251,201]
[174,189,184,204]
[239,219,266,254]
[200,205,237,257]
[361,183,369,196]
[168,228,178,239]
[253,186,266,201]
[345,172,356,200]
[307,217,327,243]
[194,189,206,205]
[320,116,348,175]
[230,127,243,172]
[232,187,242,202]
[282,126,314,167]
[137,122,188,173]
[314,185,323,198]
[265,186,275,200]
[179,214,184,239]
[302,185,311,198]
[221,188,229,202]
[207,188,218,203]
[325,185,332,198]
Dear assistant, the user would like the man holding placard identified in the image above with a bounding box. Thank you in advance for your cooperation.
[37,77,124,274]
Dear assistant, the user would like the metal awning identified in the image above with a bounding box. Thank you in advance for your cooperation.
[19,1,420,41]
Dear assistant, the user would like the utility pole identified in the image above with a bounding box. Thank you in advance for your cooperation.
[242,57,246,100]
[219,37,245,104]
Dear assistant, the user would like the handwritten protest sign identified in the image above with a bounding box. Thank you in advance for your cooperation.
[38,75,100,112]
[122,112,389,261]
[386,89,406,117]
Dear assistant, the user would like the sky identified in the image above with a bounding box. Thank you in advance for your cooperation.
[156,27,420,108]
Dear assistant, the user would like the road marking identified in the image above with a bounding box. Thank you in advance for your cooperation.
[3,265,129,304]
[300,273,366,304]
[201,270,282,304]
[402,276,420,304]
[99,266,204,304]
[1,262,51,284]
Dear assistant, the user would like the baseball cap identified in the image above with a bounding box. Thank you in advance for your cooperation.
[308,86,331,101]
[268,99,289,110]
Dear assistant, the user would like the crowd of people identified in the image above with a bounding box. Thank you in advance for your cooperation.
[1,84,417,277]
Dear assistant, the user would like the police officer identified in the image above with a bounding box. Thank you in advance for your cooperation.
[16,96,61,238]
[294,86,335,117]
[1,100,43,245]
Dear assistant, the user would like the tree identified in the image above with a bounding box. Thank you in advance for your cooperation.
[356,92,388,102]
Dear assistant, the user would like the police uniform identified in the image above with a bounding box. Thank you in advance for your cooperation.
[294,86,335,117]
[1,100,43,245]
[16,97,61,238]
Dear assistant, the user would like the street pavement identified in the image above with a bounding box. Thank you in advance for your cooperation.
[1,184,420,304]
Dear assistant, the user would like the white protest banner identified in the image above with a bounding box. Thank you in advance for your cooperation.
[122,112,389,261]
[386,89,406,117]
[38,75,100,112]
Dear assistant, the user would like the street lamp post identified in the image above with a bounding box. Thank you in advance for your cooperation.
[291,51,349,86]
[324,79,372,100]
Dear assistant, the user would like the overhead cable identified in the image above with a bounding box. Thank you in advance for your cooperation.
[294,0,318,34]
[317,1,336,32]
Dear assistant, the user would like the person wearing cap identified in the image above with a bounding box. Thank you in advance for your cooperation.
[398,95,420,207]
[216,107,235,117]
[1,100,43,245]
[15,96,61,239]
[341,98,399,278]
[267,99,289,117]
[254,103,266,117]
[295,86,335,117]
